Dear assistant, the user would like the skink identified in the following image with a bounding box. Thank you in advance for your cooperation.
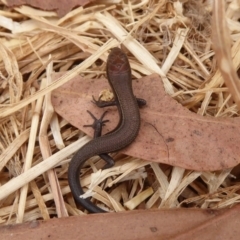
[68,47,146,213]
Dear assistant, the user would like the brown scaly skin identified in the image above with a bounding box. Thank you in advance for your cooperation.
[68,48,146,213]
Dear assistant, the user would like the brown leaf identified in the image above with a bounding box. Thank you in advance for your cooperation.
[51,73,240,171]
[6,0,94,17]
[0,206,239,239]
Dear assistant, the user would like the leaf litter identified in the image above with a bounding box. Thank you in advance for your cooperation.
[52,73,240,171]
[0,0,240,228]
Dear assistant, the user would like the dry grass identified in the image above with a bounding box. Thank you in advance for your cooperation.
[0,0,240,224]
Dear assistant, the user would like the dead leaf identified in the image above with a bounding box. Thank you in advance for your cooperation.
[51,73,240,171]
[0,206,239,239]
[6,0,94,17]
